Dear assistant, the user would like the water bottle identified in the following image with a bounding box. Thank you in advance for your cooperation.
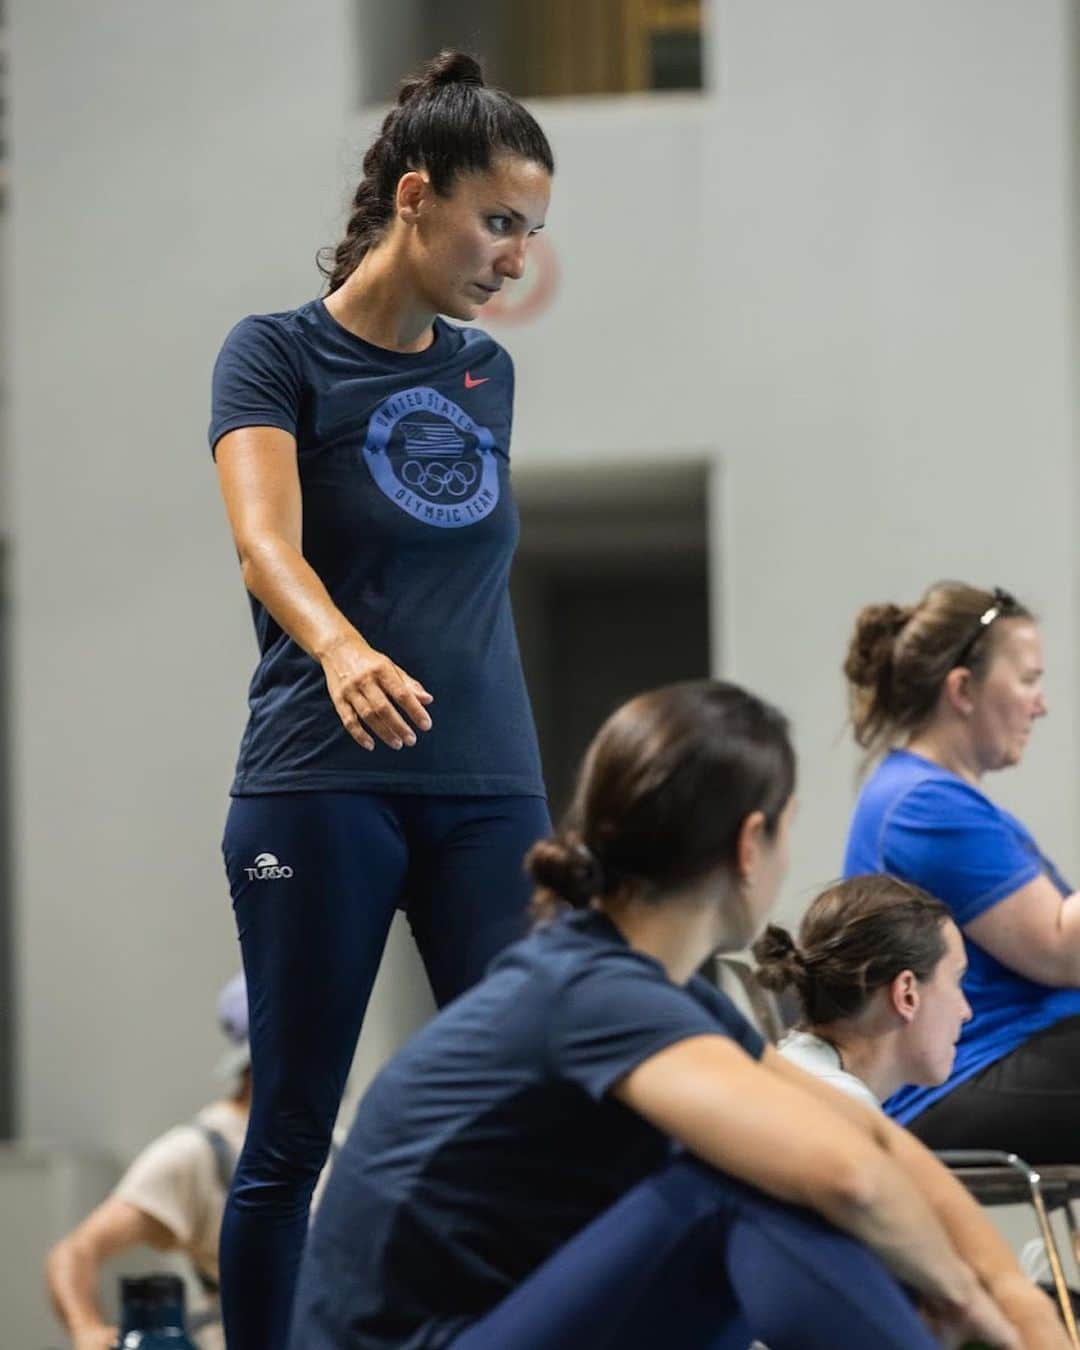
[115,1274,198,1348]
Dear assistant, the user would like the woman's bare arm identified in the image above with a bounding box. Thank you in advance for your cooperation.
[215,425,432,750]
[964,874,1080,987]
[46,1197,177,1348]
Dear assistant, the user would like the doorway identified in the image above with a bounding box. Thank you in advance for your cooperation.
[511,459,712,820]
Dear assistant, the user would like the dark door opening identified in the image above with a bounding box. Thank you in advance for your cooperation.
[511,461,711,820]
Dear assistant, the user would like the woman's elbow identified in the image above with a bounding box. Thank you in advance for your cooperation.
[236,535,283,597]
[808,1147,887,1220]
[44,1234,75,1288]
[238,549,262,595]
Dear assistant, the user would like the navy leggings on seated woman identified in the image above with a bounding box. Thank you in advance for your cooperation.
[451,1157,937,1350]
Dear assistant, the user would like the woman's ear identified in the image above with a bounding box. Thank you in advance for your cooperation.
[889,969,920,1024]
[735,810,767,882]
[942,666,975,717]
[396,170,431,224]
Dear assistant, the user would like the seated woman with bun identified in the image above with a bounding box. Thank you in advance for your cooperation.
[843,582,1080,1160]
[288,680,1063,1350]
[754,875,971,1111]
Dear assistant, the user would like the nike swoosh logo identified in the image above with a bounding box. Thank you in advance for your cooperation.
[464,372,490,389]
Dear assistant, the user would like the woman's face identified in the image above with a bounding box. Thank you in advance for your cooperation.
[900,920,971,1086]
[968,619,1047,773]
[409,154,551,321]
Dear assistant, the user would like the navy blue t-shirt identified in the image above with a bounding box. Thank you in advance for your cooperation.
[845,749,1080,1123]
[289,909,765,1350]
[209,299,544,797]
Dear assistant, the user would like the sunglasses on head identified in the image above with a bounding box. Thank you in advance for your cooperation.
[952,587,1018,670]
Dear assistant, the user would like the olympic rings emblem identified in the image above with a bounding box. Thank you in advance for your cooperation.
[401,458,479,498]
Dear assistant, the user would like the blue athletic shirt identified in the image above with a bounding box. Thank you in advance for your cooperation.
[844,749,1080,1124]
[209,299,544,798]
[288,908,765,1350]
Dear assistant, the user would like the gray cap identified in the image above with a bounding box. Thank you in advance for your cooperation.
[214,972,251,1082]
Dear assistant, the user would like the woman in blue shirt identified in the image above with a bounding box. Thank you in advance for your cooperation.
[288,682,1057,1350]
[843,581,1080,1157]
[209,52,554,1350]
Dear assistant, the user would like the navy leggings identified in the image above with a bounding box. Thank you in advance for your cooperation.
[287,1154,938,1349]
[450,1156,938,1350]
[219,791,550,1350]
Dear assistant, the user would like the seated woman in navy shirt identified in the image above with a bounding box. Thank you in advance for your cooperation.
[289,681,1060,1350]
[843,582,1080,1159]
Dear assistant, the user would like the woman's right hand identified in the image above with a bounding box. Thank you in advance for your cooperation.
[320,634,434,751]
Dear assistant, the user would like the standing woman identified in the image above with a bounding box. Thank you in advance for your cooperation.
[842,581,1080,1158]
[209,52,554,1350]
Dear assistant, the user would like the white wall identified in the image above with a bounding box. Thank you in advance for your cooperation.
[9,0,357,1155]
[8,0,1077,1181]
[499,0,1079,920]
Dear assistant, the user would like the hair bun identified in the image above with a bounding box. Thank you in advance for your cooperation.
[751,924,806,993]
[427,50,485,87]
[527,834,602,911]
[399,51,485,105]
[843,602,911,691]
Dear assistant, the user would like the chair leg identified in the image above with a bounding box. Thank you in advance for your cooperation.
[1028,1181,1080,1346]
[936,1152,1080,1343]
[1064,1201,1080,1279]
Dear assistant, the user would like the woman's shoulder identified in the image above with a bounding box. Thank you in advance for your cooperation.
[778,1032,881,1110]
[512,910,663,980]
[847,751,1009,875]
[860,751,990,817]
[443,321,514,370]
[215,304,313,367]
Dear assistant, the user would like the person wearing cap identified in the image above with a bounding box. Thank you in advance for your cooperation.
[45,974,251,1350]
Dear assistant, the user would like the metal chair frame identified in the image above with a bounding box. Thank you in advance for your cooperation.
[937,1150,1080,1346]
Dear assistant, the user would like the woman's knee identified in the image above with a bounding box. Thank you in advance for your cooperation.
[234,1111,334,1207]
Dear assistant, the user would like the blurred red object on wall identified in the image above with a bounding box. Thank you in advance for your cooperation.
[485,235,559,325]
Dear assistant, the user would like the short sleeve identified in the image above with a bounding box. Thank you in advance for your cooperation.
[549,957,764,1102]
[882,779,1042,926]
[503,349,516,451]
[113,1126,211,1249]
[209,314,303,456]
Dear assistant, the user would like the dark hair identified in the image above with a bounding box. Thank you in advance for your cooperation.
[527,680,796,920]
[843,581,1033,759]
[753,875,951,1024]
[319,50,554,293]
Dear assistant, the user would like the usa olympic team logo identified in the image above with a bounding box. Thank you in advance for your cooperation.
[362,386,500,528]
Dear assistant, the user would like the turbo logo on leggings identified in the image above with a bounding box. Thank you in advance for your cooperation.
[362,386,500,529]
[245,852,294,881]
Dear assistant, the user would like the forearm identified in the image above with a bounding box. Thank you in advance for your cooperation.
[46,1240,109,1333]
[817,1146,979,1312]
[239,534,361,662]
